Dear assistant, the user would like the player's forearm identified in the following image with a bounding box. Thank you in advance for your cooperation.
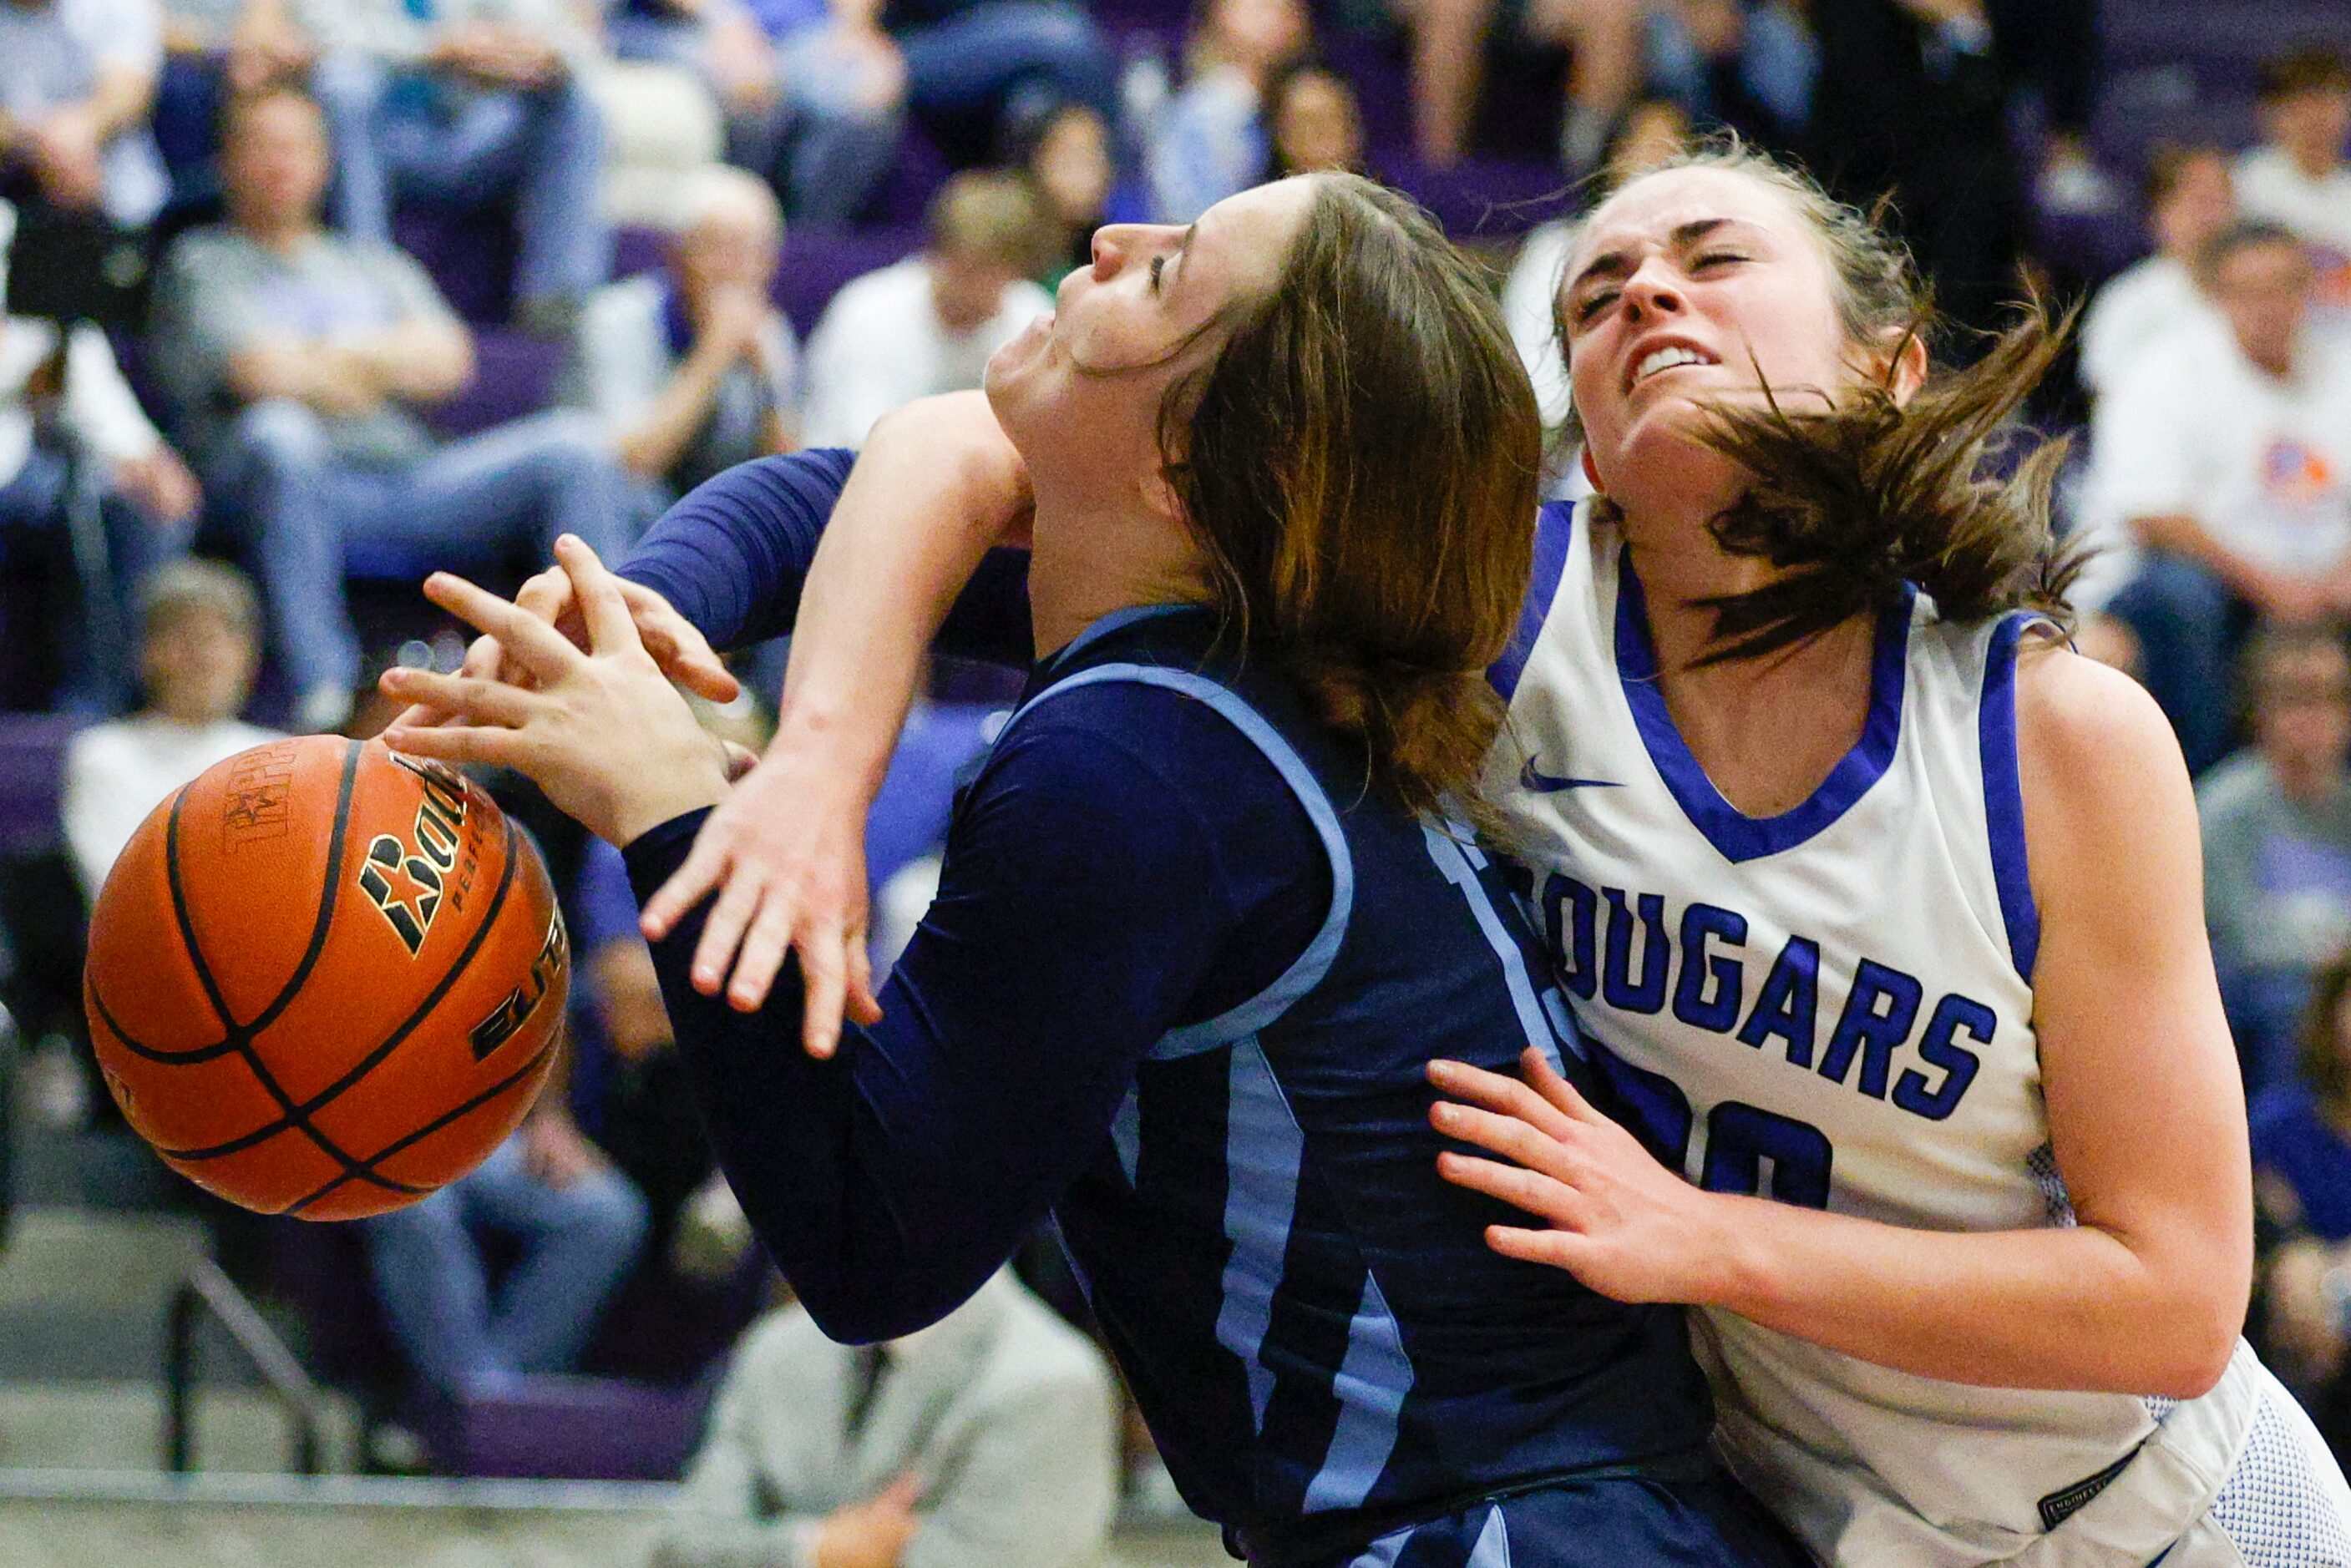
[773,392,1031,801]
[359,321,474,404]
[1703,1194,2241,1397]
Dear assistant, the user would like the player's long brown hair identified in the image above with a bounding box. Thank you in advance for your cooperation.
[1160,175,1542,817]
[1568,144,2082,665]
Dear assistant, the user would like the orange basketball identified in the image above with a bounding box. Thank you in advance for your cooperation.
[83,736,569,1220]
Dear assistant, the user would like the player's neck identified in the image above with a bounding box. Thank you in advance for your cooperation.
[1026,488,1210,660]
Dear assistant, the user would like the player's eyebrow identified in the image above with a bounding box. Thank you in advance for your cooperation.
[1166,221,1199,293]
[1564,218,1740,300]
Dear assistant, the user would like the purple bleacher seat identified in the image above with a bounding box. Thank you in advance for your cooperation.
[393,208,522,328]
[0,714,80,858]
[424,330,566,443]
[1381,155,1576,240]
[411,1375,717,1481]
[773,226,928,341]
[869,124,956,230]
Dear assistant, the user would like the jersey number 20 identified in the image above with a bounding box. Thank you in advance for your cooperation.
[1585,1035,1833,1208]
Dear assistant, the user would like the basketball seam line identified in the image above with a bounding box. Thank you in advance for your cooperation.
[157,741,424,1197]
[155,812,523,1164]
[88,742,364,1065]
[285,1029,563,1216]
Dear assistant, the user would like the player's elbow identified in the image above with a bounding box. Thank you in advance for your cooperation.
[2143,1263,2247,1399]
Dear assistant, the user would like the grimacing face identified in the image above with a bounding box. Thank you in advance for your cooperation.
[1561,167,1879,498]
[984,177,1318,486]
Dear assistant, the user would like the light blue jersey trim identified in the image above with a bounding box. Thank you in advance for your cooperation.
[1004,663,1356,1060]
[1422,825,1578,1069]
[1301,1270,1415,1512]
[1345,1528,1411,1568]
[1215,1036,1305,1427]
[1036,603,1200,675]
[1467,1503,1514,1567]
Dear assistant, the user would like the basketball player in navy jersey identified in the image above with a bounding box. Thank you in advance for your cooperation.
[380,175,1807,1568]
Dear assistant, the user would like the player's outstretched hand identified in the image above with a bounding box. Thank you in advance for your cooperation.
[1425,1050,1740,1307]
[390,557,739,731]
[377,535,732,847]
[636,733,884,1056]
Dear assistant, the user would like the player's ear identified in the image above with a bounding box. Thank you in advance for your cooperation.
[1882,327,1929,407]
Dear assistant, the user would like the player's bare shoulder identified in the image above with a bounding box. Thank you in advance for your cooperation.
[2011,634,2201,911]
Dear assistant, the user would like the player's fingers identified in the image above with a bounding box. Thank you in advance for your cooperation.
[794,931,849,1057]
[844,933,882,1026]
[622,584,741,702]
[514,562,574,623]
[725,901,801,1025]
[423,572,583,685]
[1521,1047,1609,1125]
[377,668,537,728]
[1483,1225,1595,1277]
[554,535,641,658]
[641,856,719,942]
[641,832,732,940]
[1430,1100,1579,1181]
[1435,1151,1586,1227]
[378,721,533,771]
[1426,1059,1578,1142]
[689,870,771,997]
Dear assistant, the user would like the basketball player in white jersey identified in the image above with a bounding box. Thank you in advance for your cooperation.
[431,148,2351,1565]
[1421,144,2351,1565]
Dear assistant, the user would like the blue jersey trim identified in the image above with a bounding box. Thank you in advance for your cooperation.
[1421,826,1578,1069]
[996,663,1355,1060]
[1301,1269,1416,1513]
[1489,502,1578,701]
[1216,1036,1305,1428]
[1979,612,2042,983]
[1614,544,1913,864]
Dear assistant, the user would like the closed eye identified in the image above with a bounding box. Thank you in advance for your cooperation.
[1150,255,1166,293]
[1571,289,1618,326]
[1691,250,1749,271]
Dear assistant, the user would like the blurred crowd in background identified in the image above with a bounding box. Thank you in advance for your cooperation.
[3,0,2351,1557]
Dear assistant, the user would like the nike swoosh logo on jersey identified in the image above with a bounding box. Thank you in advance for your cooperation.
[1520,758,1620,792]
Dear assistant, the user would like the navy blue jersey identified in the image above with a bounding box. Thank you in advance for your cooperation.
[1026,612,1716,1534]
[618,456,1802,1566]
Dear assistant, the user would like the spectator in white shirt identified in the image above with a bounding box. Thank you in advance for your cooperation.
[1,200,200,711]
[2236,45,2351,323]
[800,171,1051,450]
[650,1269,1117,1568]
[565,166,800,516]
[63,559,279,898]
[2091,220,2351,772]
[2079,144,2235,400]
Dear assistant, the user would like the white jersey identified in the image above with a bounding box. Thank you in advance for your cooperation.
[1486,500,2351,1565]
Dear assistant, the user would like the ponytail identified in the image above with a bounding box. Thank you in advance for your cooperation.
[1680,300,2084,665]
